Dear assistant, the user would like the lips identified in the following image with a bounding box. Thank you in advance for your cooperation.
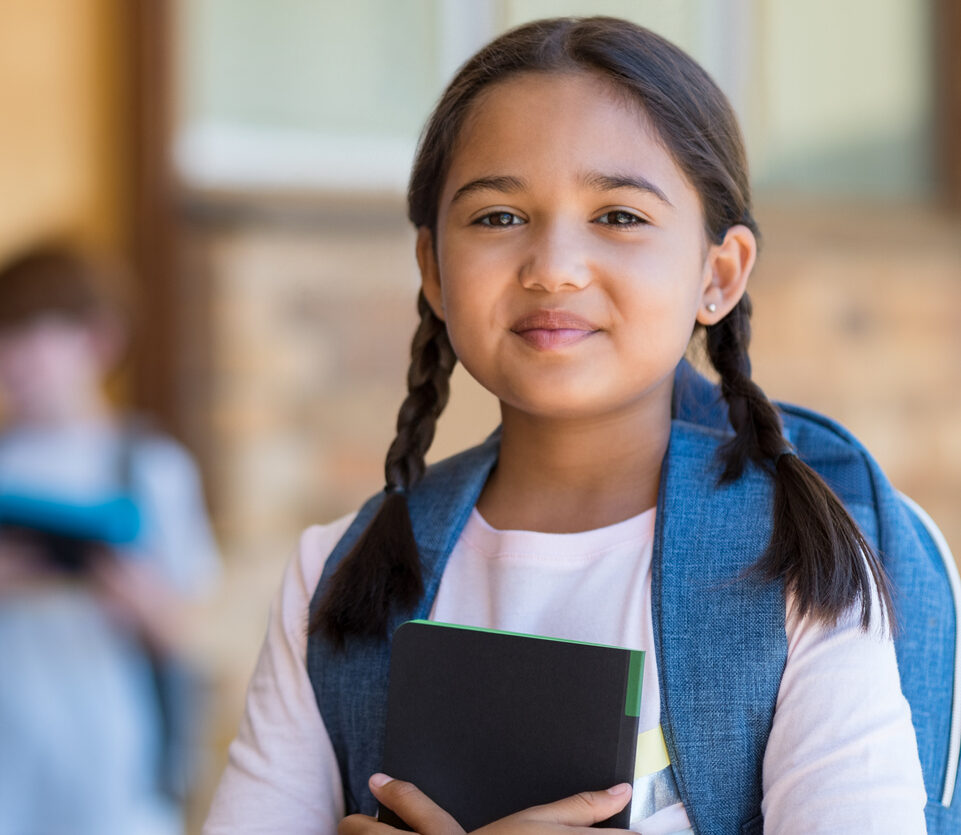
[510,309,600,350]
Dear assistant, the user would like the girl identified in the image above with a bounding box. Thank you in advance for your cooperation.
[205,17,927,834]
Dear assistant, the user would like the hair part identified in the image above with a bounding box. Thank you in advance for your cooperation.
[312,16,892,643]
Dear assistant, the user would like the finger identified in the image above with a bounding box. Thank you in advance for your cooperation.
[519,784,633,827]
[368,773,464,835]
[338,812,408,834]
[338,812,402,834]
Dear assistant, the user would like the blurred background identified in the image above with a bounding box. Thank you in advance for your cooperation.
[1,0,959,831]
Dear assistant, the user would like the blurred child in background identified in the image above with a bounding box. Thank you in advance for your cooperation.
[0,245,221,835]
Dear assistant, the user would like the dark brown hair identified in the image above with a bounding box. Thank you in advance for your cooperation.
[0,243,130,331]
[313,16,891,643]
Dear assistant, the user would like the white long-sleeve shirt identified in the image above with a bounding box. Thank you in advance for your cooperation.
[205,507,926,834]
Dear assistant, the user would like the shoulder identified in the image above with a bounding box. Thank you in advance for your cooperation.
[294,513,358,597]
[266,513,358,657]
[776,400,903,549]
[316,434,502,578]
[109,422,209,512]
[778,402,878,482]
[124,425,200,482]
[674,362,896,540]
[674,359,881,478]
[268,514,358,663]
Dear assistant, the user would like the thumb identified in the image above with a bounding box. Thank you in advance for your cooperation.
[519,784,633,827]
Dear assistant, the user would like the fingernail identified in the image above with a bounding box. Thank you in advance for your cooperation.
[607,783,631,796]
[369,773,392,788]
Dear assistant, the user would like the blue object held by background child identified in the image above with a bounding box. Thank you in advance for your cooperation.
[0,491,142,544]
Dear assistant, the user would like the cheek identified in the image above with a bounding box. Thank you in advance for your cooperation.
[619,233,704,291]
[611,252,704,348]
[436,253,503,338]
[439,295,491,369]
[31,334,99,390]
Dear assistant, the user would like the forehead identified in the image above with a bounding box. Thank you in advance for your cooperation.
[442,71,697,207]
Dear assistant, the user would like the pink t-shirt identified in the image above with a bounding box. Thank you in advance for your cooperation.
[205,508,926,834]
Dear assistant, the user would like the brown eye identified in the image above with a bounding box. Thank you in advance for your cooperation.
[477,211,523,227]
[596,210,645,226]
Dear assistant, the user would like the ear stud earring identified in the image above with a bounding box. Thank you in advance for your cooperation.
[706,303,717,313]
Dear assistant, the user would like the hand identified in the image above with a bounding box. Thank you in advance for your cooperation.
[338,773,633,834]
[88,549,185,654]
[0,532,52,591]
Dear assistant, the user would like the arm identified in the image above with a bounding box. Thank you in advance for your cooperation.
[88,547,187,654]
[90,436,223,656]
[204,519,354,835]
[129,436,221,596]
[762,588,927,833]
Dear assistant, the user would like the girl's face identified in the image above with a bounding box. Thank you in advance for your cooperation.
[419,71,751,425]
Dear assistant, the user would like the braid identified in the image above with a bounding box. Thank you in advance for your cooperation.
[310,292,457,644]
[704,295,784,481]
[385,292,457,490]
[706,295,893,632]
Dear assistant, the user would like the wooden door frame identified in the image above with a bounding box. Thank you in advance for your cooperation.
[934,0,961,209]
[124,0,180,433]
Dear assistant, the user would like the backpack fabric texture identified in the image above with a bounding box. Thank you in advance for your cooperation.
[306,360,960,833]
[671,361,960,833]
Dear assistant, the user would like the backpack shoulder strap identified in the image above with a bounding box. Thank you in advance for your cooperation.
[673,362,961,828]
[654,420,785,833]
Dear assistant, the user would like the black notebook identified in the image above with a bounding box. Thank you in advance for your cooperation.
[379,620,644,830]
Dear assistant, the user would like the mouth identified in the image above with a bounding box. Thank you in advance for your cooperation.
[510,309,600,350]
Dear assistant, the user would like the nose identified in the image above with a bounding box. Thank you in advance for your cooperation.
[518,222,591,292]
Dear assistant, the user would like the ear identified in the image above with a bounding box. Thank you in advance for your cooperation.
[696,224,757,326]
[87,312,128,373]
[416,227,445,322]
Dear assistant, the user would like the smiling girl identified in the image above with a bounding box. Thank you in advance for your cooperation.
[205,17,926,834]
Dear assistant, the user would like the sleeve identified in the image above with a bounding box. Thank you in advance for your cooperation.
[761,585,928,834]
[203,515,355,835]
[131,436,222,596]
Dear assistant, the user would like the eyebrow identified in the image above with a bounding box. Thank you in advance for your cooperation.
[449,171,673,207]
[450,175,526,205]
[579,171,673,207]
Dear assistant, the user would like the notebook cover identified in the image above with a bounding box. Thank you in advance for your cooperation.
[378,620,643,830]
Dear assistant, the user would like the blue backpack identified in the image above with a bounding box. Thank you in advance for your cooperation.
[673,360,961,831]
[309,362,960,831]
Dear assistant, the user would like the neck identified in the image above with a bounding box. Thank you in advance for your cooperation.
[477,391,672,533]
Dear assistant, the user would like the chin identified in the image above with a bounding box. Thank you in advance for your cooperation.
[502,387,619,422]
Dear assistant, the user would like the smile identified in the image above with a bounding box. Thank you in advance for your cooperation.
[510,310,600,350]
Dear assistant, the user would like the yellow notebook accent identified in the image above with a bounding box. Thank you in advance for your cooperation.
[634,726,671,777]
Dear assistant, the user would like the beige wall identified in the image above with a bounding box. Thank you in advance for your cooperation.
[0,0,128,260]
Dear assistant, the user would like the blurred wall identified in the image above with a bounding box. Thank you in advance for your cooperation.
[748,200,961,542]
[0,0,129,259]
